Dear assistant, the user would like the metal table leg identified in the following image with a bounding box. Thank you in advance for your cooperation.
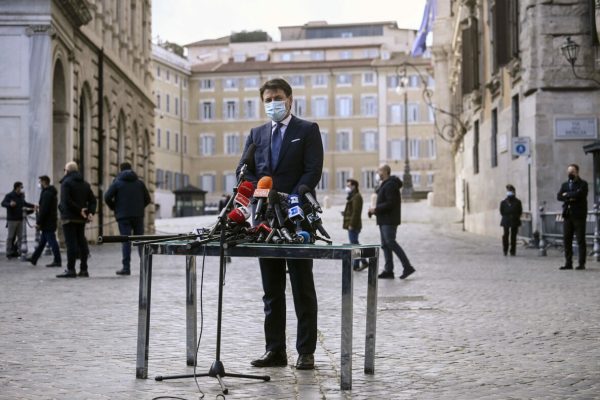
[364,250,378,374]
[185,255,197,365]
[340,252,353,390]
[136,244,153,378]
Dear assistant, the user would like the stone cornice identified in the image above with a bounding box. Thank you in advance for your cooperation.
[57,0,92,28]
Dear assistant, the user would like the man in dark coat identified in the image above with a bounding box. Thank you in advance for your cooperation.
[343,178,368,271]
[2,181,34,258]
[368,164,415,280]
[557,163,589,270]
[56,161,96,278]
[499,184,523,256]
[104,162,151,276]
[27,176,62,266]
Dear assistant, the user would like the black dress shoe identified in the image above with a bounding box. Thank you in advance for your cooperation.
[56,270,77,278]
[575,265,586,270]
[116,268,131,276]
[378,271,394,279]
[295,354,315,370]
[46,262,61,267]
[78,270,89,277]
[251,350,287,367]
[399,265,416,280]
[559,265,573,270]
[26,257,37,266]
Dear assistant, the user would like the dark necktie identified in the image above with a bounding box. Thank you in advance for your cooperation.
[569,180,573,191]
[271,122,283,170]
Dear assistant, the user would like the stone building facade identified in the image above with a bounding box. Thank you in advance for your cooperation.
[0,0,155,238]
[432,0,600,235]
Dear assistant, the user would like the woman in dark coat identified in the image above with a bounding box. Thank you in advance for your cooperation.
[499,184,523,256]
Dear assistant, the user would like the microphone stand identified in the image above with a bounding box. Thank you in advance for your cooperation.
[155,158,270,395]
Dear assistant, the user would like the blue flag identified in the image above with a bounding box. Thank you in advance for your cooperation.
[410,0,437,57]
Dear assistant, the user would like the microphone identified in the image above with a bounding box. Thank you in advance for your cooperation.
[227,206,250,224]
[296,230,311,244]
[306,212,330,239]
[253,176,273,220]
[234,181,254,208]
[238,143,256,179]
[298,184,322,213]
[287,194,304,223]
[268,190,286,228]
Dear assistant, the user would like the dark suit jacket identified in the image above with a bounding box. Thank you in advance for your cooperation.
[557,178,588,220]
[499,196,523,227]
[236,115,323,195]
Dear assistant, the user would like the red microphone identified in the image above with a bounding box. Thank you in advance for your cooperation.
[227,206,250,224]
[234,181,255,207]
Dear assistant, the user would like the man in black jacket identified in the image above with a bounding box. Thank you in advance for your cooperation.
[2,181,34,258]
[27,176,62,267]
[56,161,96,278]
[368,165,415,280]
[104,162,151,276]
[499,184,523,256]
[557,163,588,270]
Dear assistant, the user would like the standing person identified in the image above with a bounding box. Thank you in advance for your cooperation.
[236,78,323,370]
[104,162,151,276]
[27,176,62,267]
[557,163,589,270]
[56,161,96,278]
[499,184,523,256]
[2,182,34,258]
[343,178,368,271]
[368,164,415,280]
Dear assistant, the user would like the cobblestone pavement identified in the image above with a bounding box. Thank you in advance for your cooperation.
[1,202,599,399]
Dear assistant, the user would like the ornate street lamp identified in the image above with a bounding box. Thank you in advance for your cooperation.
[560,36,600,85]
[395,65,413,197]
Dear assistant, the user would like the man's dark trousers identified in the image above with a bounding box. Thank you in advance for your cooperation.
[118,216,144,271]
[259,258,317,354]
[502,226,518,255]
[563,217,587,267]
[63,222,88,271]
[30,230,61,264]
[380,224,411,273]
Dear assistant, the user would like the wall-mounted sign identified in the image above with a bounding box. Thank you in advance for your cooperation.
[554,117,598,140]
[512,137,531,157]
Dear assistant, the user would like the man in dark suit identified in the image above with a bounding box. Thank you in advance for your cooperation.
[27,175,62,267]
[499,184,523,256]
[557,163,588,270]
[236,78,323,370]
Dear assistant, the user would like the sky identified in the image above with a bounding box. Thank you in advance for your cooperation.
[152,0,428,46]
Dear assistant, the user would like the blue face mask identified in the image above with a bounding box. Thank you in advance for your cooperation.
[264,101,288,122]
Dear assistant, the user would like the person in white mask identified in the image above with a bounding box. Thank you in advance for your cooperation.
[499,184,523,256]
[342,178,368,271]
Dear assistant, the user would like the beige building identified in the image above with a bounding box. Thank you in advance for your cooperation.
[154,21,446,213]
[0,0,155,239]
[431,0,600,235]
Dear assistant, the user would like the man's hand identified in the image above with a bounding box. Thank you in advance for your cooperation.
[35,224,40,230]
[368,207,375,218]
[9,200,16,207]
[80,208,88,219]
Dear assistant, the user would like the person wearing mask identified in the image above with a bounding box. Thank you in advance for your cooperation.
[2,181,34,258]
[236,78,323,370]
[104,162,151,276]
[56,161,96,278]
[27,176,62,266]
[368,164,415,280]
[499,184,523,256]
[343,178,368,271]
[557,163,588,270]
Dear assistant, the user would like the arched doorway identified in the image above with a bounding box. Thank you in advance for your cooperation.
[52,59,68,183]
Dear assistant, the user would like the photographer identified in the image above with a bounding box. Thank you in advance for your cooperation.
[1,181,34,258]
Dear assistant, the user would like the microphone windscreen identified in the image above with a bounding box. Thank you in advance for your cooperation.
[243,143,256,169]
[227,207,249,224]
[238,181,255,198]
[298,184,310,196]
[257,176,273,189]
[267,189,279,206]
[297,231,311,243]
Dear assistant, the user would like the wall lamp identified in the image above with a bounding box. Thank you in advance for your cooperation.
[560,36,600,85]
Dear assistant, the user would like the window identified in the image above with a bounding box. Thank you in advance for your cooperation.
[166,94,170,113]
[317,171,329,191]
[175,97,179,116]
[428,105,435,122]
[339,50,352,60]
[337,74,352,85]
[200,174,215,192]
[224,173,236,193]
[156,66,161,78]
[361,96,377,116]
[491,0,519,71]
[244,77,259,89]
[224,100,238,119]
[233,53,246,62]
[183,174,190,187]
[201,101,214,120]
[336,130,351,152]
[290,75,305,87]
[362,170,377,190]
[293,97,306,117]
[183,99,188,119]
[175,133,179,152]
[166,69,170,81]
[311,51,325,61]
[183,78,187,89]
[174,173,181,190]
[387,75,400,89]
[313,74,327,87]
[362,72,376,85]
[183,135,187,154]
[409,139,420,159]
[427,172,434,187]
[281,53,292,61]
[408,103,419,122]
[175,74,179,84]
[225,133,240,155]
[336,96,353,117]
[164,171,172,191]
[427,138,436,159]
[336,170,351,190]
[362,131,378,152]
[255,53,268,61]
[461,18,480,93]
[388,139,404,160]
[388,104,403,124]
[156,169,164,189]
[157,128,161,148]
[512,94,519,159]
[363,48,379,59]
[491,109,498,168]
[166,130,171,150]
[199,135,215,156]
[244,99,257,119]
[156,93,161,109]
[312,97,328,117]
[320,130,328,152]
[200,79,214,90]
[473,120,480,174]
[411,173,421,187]
[408,75,420,88]
[223,78,238,90]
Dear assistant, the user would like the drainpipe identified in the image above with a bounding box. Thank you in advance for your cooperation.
[97,48,104,237]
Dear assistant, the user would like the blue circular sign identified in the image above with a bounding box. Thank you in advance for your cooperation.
[516,144,526,154]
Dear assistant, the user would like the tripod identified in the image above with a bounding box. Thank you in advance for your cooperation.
[155,153,270,394]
